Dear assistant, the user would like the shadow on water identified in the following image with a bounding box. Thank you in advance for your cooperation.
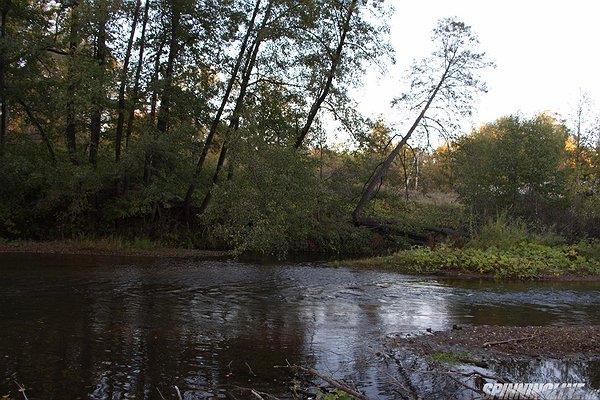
[1,253,600,398]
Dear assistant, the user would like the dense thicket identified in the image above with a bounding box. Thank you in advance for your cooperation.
[1,2,598,256]
[0,0,397,254]
[451,113,600,238]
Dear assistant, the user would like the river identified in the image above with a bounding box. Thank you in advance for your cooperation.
[1,253,599,399]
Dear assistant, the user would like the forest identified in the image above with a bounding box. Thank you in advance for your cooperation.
[1,0,600,266]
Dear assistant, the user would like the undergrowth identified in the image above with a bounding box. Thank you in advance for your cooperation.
[348,216,600,280]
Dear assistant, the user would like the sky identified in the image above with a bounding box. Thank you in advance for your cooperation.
[355,0,600,137]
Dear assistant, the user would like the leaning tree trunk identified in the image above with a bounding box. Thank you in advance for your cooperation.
[352,63,451,224]
[194,2,271,218]
[148,38,165,128]
[89,10,107,167]
[115,0,141,162]
[0,3,9,156]
[65,3,79,163]
[293,0,357,149]
[125,0,150,149]
[156,2,181,134]
[182,0,262,220]
[143,37,164,185]
[17,98,57,163]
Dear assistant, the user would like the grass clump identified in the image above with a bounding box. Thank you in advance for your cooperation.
[428,351,476,365]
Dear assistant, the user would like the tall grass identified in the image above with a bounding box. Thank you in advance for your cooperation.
[467,213,565,250]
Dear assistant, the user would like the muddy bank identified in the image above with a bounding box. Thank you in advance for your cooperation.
[0,240,229,258]
[395,325,600,358]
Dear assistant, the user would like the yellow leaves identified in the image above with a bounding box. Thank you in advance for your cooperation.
[565,136,577,153]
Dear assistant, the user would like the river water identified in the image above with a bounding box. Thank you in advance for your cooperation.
[1,253,599,399]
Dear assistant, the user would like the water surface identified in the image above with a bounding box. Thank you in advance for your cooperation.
[1,253,599,398]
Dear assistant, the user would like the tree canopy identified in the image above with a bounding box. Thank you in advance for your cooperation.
[452,114,569,219]
[1,4,599,254]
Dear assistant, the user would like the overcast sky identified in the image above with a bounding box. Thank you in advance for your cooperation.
[355,0,600,136]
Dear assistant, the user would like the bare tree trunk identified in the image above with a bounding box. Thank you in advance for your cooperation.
[125,0,150,149]
[17,98,56,163]
[194,2,271,218]
[183,0,261,218]
[89,8,108,167]
[400,147,410,201]
[413,151,420,190]
[65,3,79,163]
[0,3,8,156]
[115,0,141,162]
[353,64,451,223]
[293,0,357,149]
[143,35,166,184]
[156,2,181,133]
[197,142,228,214]
[148,39,165,127]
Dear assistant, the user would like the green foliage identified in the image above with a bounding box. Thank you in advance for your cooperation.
[351,216,600,279]
[428,351,474,365]
[366,194,468,233]
[355,242,600,280]
[317,389,358,400]
[2,0,598,260]
[203,146,320,257]
[452,114,569,220]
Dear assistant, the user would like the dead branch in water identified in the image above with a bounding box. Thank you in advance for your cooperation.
[276,364,368,400]
[156,387,168,400]
[14,381,29,400]
[245,361,257,377]
[229,386,281,400]
[483,335,538,347]
[174,385,183,400]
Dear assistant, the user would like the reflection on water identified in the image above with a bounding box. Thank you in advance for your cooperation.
[1,253,600,399]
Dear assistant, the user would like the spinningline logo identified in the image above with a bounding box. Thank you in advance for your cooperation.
[482,382,594,399]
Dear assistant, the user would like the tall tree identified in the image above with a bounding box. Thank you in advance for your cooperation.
[182,0,267,221]
[0,1,9,155]
[195,0,273,216]
[89,0,109,166]
[155,0,182,133]
[65,1,80,162]
[452,114,568,217]
[124,0,150,149]
[115,0,142,162]
[293,0,357,149]
[352,17,493,225]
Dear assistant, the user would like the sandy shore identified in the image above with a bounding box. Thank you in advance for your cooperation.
[395,325,600,358]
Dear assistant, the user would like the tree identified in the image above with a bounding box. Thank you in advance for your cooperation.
[566,91,600,193]
[182,0,393,222]
[115,0,142,162]
[182,0,264,221]
[292,0,357,149]
[352,17,494,226]
[0,0,9,155]
[89,0,111,166]
[452,114,568,218]
[64,0,81,162]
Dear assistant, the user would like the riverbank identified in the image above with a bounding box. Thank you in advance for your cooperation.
[0,239,229,258]
[394,325,600,359]
[341,241,600,280]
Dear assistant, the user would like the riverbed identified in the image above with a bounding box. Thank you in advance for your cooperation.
[1,253,599,399]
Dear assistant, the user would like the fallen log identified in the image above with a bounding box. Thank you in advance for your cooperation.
[353,215,459,245]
